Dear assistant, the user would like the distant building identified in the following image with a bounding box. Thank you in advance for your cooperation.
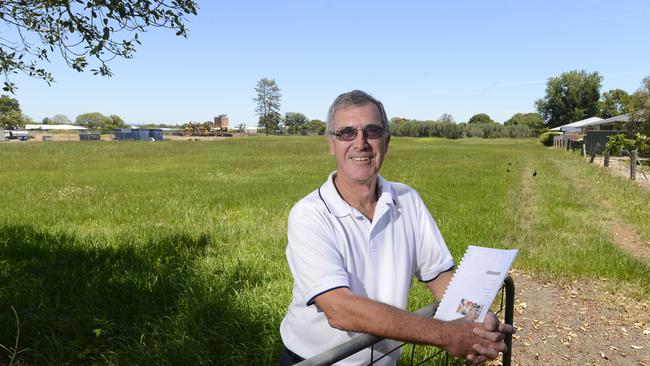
[114,128,164,141]
[214,115,230,129]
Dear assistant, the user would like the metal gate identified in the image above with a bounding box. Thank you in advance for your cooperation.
[296,276,515,366]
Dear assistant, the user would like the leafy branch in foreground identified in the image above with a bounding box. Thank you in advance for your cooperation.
[0,0,198,92]
[0,306,28,366]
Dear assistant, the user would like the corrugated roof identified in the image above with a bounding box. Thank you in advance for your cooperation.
[582,114,629,127]
[25,124,88,130]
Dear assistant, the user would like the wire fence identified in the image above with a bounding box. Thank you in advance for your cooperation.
[296,276,515,366]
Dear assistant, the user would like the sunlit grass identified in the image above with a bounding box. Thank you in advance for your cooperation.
[0,137,648,364]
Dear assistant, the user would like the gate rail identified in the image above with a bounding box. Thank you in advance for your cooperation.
[296,276,515,366]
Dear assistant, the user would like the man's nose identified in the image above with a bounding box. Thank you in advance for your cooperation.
[352,128,368,148]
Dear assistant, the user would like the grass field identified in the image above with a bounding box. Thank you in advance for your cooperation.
[1,136,649,365]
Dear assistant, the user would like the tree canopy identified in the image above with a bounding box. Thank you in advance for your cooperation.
[0,0,198,92]
[628,76,650,135]
[599,89,631,119]
[467,113,495,124]
[43,114,73,125]
[76,112,126,131]
[535,70,602,128]
[504,113,545,134]
[307,119,326,135]
[0,95,21,114]
[284,112,309,134]
[0,94,29,129]
[253,78,282,133]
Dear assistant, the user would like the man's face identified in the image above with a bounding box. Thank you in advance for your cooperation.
[328,103,390,186]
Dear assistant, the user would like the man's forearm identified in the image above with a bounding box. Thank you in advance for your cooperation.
[316,288,473,354]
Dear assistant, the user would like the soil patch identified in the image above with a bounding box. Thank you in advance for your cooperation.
[509,269,650,365]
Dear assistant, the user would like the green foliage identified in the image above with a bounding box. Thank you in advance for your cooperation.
[633,132,649,153]
[535,70,603,128]
[307,119,326,135]
[283,112,309,134]
[467,113,495,124]
[253,78,282,134]
[605,134,634,155]
[76,112,111,130]
[604,132,649,155]
[389,118,532,139]
[628,76,650,136]
[0,95,20,114]
[0,109,29,130]
[0,1,198,92]
[599,89,631,118]
[504,113,545,135]
[75,112,126,131]
[539,132,561,146]
[109,115,127,129]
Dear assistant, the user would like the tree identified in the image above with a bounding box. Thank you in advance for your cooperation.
[467,113,495,124]
[42,114,72,125]
[0,95,21,114]
[307,119,326,135]
[0,1,198,92]
[0,94,26,129]
[0,109,30,129]
[109,115,127,129]
[52,114,73,125]
[437,113,455,124]
[284,112,309,134]
[504,113,545,134]
[258,111,282,134]
[628,76,650,135]
[253,78,282,134]
[76,112,112,131]
[535,70,602,128]
[599,89,630,118]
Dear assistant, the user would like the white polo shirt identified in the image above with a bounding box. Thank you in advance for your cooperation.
[280,172,454,365]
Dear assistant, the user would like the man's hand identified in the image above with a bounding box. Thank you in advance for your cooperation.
[466,312,516,364]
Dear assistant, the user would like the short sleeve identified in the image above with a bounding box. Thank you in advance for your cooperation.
[286,202,350,306]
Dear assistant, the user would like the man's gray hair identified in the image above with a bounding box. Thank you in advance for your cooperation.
[326,90,389,136]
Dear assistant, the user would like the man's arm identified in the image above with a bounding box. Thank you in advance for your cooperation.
[314,287,504,361]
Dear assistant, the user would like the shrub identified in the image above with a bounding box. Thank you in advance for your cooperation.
[539,132,560,146]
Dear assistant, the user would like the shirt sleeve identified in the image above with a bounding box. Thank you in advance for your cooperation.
[286,202,350,306]
[410,190,455,282]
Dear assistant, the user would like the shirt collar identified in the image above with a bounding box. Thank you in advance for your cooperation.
[318,171,396,218]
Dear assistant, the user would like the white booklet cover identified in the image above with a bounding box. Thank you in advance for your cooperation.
[433,245,518,322]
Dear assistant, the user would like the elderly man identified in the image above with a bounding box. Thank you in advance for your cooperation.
[279,90,514,365]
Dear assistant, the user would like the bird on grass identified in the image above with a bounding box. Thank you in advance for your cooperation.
[533,170,537,177]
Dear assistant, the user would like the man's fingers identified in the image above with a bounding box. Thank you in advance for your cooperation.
[472,343,500,359]
[473,327,505,342]
[466,353,488,365]
[498,322,516,334]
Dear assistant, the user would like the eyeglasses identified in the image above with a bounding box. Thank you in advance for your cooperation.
[330,125,388,141]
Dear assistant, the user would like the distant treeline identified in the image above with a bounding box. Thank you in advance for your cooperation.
[388,118,535,139]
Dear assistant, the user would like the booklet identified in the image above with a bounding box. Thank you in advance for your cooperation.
[433,245,518,322]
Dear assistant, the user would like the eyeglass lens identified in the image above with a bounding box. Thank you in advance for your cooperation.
[335,126,385,141]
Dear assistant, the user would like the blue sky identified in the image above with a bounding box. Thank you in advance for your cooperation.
[10,0,650,127]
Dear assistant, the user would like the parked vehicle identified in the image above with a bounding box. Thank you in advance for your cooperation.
[5,130,30,141]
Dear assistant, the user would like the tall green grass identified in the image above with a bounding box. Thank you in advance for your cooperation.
[0,137,648,364]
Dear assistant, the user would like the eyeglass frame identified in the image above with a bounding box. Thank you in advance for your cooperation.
[329,125,390,141]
